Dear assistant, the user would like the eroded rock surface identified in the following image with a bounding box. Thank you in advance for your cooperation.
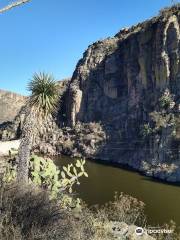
[64,5,180,180]
[0,89,26,124]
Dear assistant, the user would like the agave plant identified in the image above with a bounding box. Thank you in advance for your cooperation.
[17,72,59,184]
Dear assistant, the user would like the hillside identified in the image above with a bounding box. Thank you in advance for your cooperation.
[0,89,26,124]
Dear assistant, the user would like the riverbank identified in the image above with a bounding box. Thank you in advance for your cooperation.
[1,137,180,184]
[95,158,180,183]
[1,141,180,230]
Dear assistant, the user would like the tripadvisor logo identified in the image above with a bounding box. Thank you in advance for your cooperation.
[135,226,174,236]
[135,227,144,236]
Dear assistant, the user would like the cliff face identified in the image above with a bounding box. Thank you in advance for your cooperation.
[65,6,180,171]
[0,89,26,124]
[68,8,180,124]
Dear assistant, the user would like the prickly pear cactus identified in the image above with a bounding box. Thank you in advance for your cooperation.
[29,155,88,199]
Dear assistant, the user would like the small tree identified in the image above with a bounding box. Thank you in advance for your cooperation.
[17,72,59,184]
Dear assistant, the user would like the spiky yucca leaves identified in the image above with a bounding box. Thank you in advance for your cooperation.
[17,73,59,184]
[28,72,59,117]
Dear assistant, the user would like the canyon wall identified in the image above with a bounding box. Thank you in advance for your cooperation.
[68,7,180,126]
[0,89,26,124]
[64,6,180,177]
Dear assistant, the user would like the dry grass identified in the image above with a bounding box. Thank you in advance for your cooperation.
[0,179,97,240]
[1,179,179,240]
[0,179,149,240]
[95,192,146,226]
[0,180,92,240]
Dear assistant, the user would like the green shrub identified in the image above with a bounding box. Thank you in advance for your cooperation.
[159,89,175,110]
[29,155,88,199]
[150,111,175,131]
[3,155,88,200]
[95,192,146,226]
[141,123,153,138]
[3,160,17,183]
[141,89,178,138]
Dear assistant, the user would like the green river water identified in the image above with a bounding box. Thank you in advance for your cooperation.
[54,156,180,226]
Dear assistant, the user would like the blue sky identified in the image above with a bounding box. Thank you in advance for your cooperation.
[0,0,176,95]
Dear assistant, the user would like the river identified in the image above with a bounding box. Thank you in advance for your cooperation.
[54,156,180,226]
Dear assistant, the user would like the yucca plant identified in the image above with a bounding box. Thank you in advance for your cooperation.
[28,72,59,117]
[17,72,59,184]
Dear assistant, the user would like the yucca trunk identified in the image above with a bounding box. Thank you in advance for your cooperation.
[17,110,36,184]
[17,135,32,184]
[17,72,58,184]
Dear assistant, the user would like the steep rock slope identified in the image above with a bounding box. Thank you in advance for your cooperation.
[65,6,180,177]
[68,7,180,125]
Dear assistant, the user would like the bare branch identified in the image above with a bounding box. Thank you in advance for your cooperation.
[0,0,31,14]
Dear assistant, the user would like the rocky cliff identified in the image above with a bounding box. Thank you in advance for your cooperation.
[1,5,180,182]
[64,5,180,180]
[68,6,180,126]
[0,89,26,124]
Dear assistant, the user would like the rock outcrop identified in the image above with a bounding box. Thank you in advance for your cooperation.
[67,8,180,126]
[0,89,26,124]
[63,5,180,178]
